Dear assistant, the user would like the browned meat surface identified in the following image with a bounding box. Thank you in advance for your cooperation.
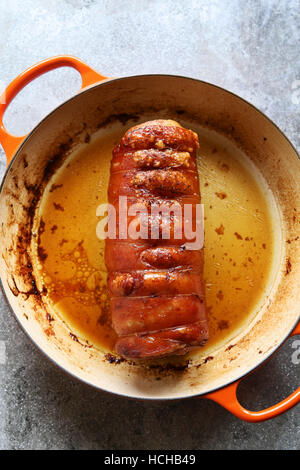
[105,119,209,359]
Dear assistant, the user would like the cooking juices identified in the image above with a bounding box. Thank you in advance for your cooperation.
[32,121,276,357]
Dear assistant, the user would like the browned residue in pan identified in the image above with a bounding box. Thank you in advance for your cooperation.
[285,258,292,275]
[3,139,76,319]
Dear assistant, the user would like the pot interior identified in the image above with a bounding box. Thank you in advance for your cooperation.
[0,75,299,399]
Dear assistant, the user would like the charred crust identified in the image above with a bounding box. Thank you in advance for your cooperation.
[285,258,292,275]
[46,313,54,323]
[49,183,63,193]
[69,332,93,348]
[203,356,214,364]
[22,155,28,168]
[37,246,48,261]
[104,353,125,364]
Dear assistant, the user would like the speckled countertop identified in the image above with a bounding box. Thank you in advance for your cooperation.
[0,0,299,450]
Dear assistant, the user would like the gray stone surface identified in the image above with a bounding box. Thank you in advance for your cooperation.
[0,0,299,450]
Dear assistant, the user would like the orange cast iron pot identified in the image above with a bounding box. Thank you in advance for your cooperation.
[0,56,299,422]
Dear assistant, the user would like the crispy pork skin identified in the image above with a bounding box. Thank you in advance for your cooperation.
[105,120,208,359]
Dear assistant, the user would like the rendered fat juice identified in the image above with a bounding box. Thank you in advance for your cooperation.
[32,121,275,356]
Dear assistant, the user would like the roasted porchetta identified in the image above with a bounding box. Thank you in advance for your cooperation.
[105,120,209,359]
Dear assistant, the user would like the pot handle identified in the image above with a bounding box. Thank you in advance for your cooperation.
[204,321,300,422]
[0,55,107,164]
